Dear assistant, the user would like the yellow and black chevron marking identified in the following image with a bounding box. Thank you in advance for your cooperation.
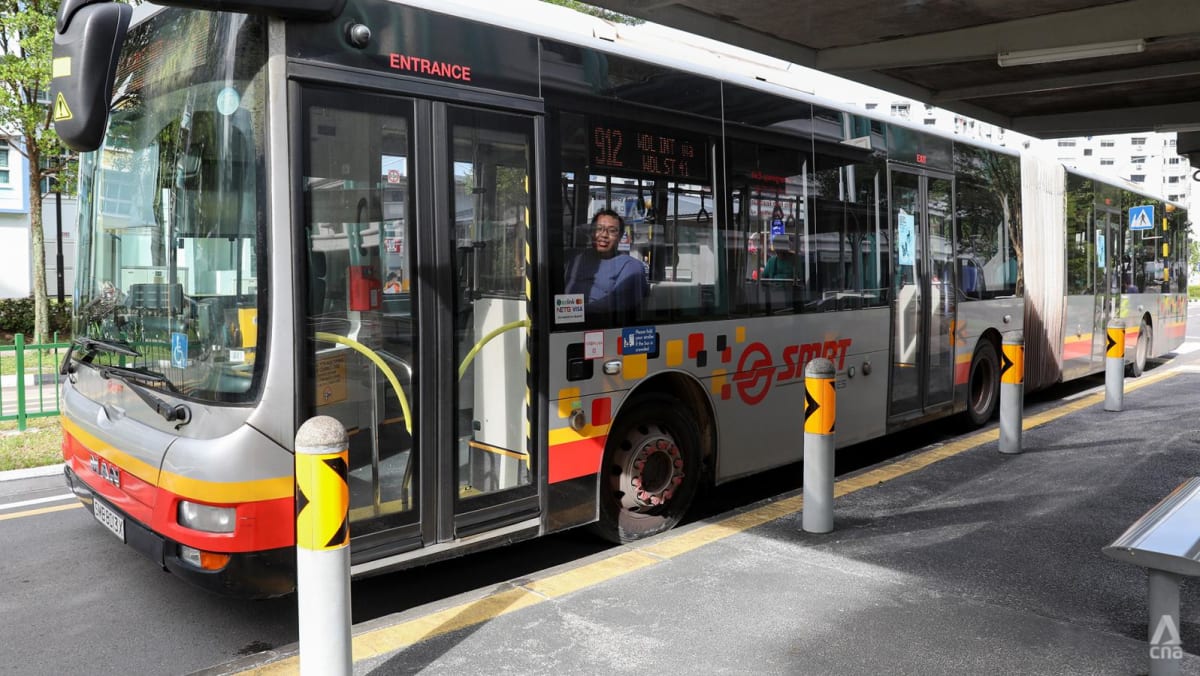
[1106,326,1126,359]
[525,178,533,470]
[1001,342,1024,385]
[296,451,349,551]
[804,376,836,435]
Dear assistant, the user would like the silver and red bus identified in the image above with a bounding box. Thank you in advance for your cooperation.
[51,0,1189,596]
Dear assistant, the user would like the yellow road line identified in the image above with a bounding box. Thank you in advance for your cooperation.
[235,366,1182,674]
[0,502,81,522]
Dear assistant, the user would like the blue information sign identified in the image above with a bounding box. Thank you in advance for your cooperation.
[897,212,915,266]
[621,326,657,355]
[171,332,188,369]
[1129,205,1154,231]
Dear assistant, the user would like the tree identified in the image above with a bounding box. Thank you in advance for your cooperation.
[541,0,642,25]
[0,0,74,343]
[1190,236,1199,279]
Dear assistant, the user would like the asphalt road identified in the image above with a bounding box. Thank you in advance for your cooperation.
[1,303,1197,675]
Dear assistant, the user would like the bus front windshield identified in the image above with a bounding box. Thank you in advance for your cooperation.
[74,10,267,403]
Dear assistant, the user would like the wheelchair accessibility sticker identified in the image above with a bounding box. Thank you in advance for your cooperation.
[171,332,188,369]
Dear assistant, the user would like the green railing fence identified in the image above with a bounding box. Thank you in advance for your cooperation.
[1,333,69,430]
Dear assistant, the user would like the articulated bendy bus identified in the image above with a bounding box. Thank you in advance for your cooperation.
[51,0,1189,596]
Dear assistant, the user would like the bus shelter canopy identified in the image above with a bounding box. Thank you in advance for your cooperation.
[590,0,1200,166]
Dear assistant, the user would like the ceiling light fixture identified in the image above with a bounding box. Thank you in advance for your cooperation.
[997,39,1145,67]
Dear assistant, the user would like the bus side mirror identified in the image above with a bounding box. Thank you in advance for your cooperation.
[1178,131,1200,171]
[50,0,132,152]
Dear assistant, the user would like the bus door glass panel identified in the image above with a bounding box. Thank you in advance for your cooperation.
[1065,176,1098,371]
[925,176,954,406]
[1095,208,1120,361]
[301,88,416,537]
[889,171,922,416]
[448,107,534,507]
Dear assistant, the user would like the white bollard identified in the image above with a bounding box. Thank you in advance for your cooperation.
[1105,320,1125,412]
[999,332,1024,454]
[802,358,837,534]
[295,416,353,676]
[1148,569,1183,676]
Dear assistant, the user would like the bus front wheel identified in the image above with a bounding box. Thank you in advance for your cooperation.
[1127,321,1151,377]
[965,339,1000,427]
[594,394,702,543]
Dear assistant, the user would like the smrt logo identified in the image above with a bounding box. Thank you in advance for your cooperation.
[731,338,852,405]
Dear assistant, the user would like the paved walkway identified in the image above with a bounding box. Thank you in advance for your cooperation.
[199,363,1200,675]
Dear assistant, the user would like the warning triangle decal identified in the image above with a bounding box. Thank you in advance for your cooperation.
[53,93,73,122]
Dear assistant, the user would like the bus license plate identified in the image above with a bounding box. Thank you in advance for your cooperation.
[93,498,125,542]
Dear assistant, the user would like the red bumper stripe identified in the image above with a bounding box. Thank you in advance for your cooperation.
[548,435,606,484]
[63,428,294,552]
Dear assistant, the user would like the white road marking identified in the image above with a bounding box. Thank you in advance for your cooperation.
[1,494,75,510]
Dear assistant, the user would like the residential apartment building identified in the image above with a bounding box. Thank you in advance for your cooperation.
[0,134,33,299]
[1048,134,1192,208]
[831,88,1195,223]
[0,131,77,300]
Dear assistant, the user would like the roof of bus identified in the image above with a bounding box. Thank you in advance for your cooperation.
[397,0,1022,152]
[130,0,1183,210]
[401,0,1186,209]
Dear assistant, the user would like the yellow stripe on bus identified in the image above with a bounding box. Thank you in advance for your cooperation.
[548,423,610,446]
[62,417,293,504]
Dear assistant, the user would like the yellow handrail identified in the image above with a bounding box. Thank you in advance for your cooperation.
[315,332,412,435]
[457,319,531,380]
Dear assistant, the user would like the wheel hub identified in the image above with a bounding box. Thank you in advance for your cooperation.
[618,424,686,511]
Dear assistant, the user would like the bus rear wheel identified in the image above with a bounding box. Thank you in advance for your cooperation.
[594,394,702,544]
[1127,321,1151,377]
[965,340,1000,427]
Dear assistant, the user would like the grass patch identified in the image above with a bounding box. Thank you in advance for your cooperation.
[1190,285,1200,302]
[0,418,63,471]
[0,341,67,378]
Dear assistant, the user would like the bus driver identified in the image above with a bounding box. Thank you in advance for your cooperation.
[565,209,648,322]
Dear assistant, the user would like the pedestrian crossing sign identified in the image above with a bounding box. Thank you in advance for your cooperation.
[1128,205,1154,231]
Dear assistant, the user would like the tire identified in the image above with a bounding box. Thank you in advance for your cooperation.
[965,339,1000,427]
[593,393,703,544]
[1127,321,1151,377]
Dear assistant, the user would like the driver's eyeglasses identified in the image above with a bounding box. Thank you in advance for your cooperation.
[593,226,620,236]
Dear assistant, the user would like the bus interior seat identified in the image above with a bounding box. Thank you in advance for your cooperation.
[126,283,184,313]
[644,281,705,318]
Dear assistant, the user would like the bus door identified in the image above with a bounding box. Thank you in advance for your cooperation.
[301,84,538,562]
[888,168,956,419]
[1094,206,1122,363]
[443,105,538,540]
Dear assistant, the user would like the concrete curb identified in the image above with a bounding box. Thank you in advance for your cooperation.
[0,463,64,482]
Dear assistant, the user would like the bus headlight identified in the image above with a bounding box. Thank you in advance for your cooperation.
[177,501,236,533]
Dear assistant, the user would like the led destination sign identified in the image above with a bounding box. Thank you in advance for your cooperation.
[590,120,708,180]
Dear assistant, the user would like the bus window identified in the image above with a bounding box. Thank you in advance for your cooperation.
[727,139,808,315]
[1064,175,1095,296]
[555,113,718,327]
[954,145,1021,299]
[810,138,890,312]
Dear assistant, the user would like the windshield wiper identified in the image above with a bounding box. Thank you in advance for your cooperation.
[60,337,141,375]
[99,365,191,428]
